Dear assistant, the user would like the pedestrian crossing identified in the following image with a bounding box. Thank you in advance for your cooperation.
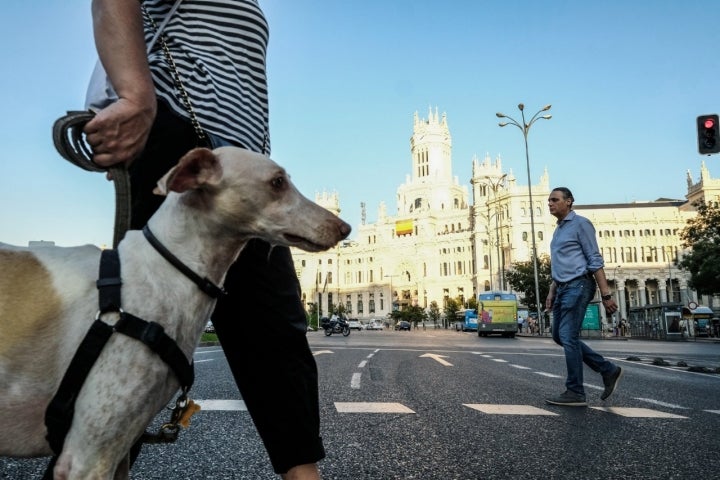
[194,399,712,419]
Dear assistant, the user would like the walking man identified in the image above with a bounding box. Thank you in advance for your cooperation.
[545,187,623,406]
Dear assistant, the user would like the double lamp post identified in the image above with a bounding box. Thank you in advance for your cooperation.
[496,104,552,333]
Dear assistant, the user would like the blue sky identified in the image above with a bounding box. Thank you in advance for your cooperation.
[1,1,719,247]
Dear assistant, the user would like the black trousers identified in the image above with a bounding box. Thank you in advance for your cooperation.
[129,101,325,473]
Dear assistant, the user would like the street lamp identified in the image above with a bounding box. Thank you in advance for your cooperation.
[484,174,507,291]
[497,103,551,333]
[384,274,400,314]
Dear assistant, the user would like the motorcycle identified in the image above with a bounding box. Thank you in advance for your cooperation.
[322,317,351,337]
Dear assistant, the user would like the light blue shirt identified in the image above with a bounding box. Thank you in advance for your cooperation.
[550,210,604,282]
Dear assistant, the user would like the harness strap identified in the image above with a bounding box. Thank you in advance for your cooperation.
[97,248,122,312]
[43,249,194,477]
[44,319,115,455]
[113,313,194,390]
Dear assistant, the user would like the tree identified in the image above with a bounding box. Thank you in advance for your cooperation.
[505,255,552,312]
[332,303,349,318]
[427,301,441,327]
[467,296,478,312]
[679,201,720,296]
[306,302,319,330]
[443,297,461,329]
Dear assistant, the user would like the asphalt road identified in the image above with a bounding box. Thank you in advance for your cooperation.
[3,329,719,479]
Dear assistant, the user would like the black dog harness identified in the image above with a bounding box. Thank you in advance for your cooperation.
[43,226,225,478]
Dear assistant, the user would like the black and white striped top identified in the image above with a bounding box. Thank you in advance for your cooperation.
[142,0,270,154]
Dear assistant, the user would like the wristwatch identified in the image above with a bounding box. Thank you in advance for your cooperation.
[601,294,612,301]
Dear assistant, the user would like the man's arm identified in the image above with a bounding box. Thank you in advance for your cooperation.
[593,268,618,314]
[84,0,157,167]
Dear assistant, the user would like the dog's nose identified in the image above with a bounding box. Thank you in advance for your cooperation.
[338,221,352,239]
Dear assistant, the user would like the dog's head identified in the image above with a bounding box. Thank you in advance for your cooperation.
[154,147,351,251]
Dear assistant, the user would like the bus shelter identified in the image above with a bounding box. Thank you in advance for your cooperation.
[627,303,683,340]
[682,305,714,337]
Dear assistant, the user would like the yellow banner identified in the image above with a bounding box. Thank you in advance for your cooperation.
[395,219,413,235]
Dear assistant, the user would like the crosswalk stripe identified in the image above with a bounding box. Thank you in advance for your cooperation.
[195,399,247,411]
[591,407,688,418]
[634,397,689,409]
[335,402,415,413]
[464,404,558,416]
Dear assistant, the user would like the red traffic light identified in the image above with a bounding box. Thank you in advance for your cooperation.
[697,114,720,155]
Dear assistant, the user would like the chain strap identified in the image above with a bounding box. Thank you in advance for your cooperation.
[142,4,207,145]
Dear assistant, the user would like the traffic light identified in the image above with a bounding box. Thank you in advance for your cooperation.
[697,114,720,155]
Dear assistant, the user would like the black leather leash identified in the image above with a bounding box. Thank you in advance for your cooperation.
[52,110,131,248]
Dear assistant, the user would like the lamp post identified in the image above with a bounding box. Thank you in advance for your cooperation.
[384,274,400,314]
[484,174,507,291]
[497,104,551,333]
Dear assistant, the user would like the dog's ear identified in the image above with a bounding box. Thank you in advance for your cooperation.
[153,148,223,196]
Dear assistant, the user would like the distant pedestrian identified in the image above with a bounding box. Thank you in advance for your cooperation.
[544,187,624,407]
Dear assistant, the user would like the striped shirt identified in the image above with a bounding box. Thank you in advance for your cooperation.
[142,0,270,154]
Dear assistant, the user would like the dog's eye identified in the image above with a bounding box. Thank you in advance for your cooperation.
[271,176,285,190]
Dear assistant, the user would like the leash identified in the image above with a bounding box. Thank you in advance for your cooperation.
[52,110,131,248]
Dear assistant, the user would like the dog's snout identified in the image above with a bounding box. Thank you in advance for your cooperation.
[338,221,352,239]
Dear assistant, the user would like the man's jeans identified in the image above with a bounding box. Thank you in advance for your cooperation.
[552,276,616,395]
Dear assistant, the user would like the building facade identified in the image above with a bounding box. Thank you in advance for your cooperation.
[291,108,718,326]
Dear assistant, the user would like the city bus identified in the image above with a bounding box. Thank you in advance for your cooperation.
[477,292,519,338]
[454,308,478,332]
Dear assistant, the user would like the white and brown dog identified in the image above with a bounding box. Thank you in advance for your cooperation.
[0,147,351,479]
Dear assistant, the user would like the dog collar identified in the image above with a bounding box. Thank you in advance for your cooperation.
[142,225,227,298]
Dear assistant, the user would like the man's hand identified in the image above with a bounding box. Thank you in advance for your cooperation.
[84,97,156,168]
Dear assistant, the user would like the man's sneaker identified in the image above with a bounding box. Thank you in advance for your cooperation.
[545,390,588,407]
[601,366,623,400]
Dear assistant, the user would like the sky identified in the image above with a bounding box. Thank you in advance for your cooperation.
[1,1,719,247]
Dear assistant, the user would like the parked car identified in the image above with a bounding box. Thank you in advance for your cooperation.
[204,320,215,333]
[365,321,384,331]
[348,319,363,331]
[395,321,411,331]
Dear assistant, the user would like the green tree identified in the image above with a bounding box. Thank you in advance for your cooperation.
[679,201,720,296]
[467,296,478,312]
[443,297,461,329]
[306,302,319,330]
[505,254,552,312]
[332,303,349,318]
[427,301,441,327]
[405,305,427,328]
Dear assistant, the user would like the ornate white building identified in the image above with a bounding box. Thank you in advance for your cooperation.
[291,108,718,325]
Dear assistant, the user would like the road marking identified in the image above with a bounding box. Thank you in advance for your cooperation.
[584,383,603,391]
[313,350,334,356]
[335,402,415,414]
[194,359,214,363]
[464,404,558,416]
[634,398,689,409]
[351,372,362,389]
[419,353,453,366]
[510,365,531,370]
[534,371,562,378]
[195,400,247,411]
[591,407,688,418]
[491,358,508,363]
[358,360,367,368]
[705,410,720,415]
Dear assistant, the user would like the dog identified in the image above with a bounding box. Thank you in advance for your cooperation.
[0,147,351,479]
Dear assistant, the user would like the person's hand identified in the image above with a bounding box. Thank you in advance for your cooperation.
[84,97,157,168]
[602,297,618,314]
[545,293,554,311]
